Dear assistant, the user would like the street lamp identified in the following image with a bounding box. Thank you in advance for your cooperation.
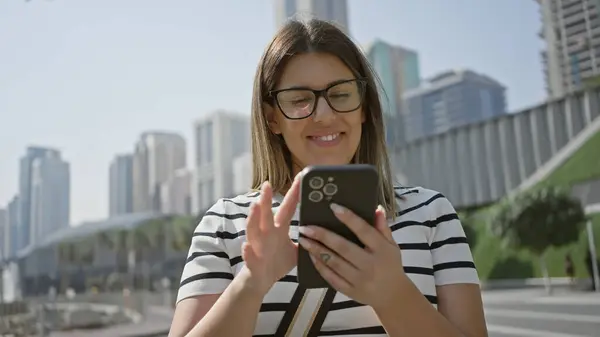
[581,186,599,292]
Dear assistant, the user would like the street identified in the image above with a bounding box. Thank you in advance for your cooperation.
[25,288,600,337]
[483,289,600,337]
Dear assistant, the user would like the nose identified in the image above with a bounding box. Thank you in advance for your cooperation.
[313,96,336,123]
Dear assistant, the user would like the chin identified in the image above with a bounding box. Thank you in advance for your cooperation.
[307,156,353,166]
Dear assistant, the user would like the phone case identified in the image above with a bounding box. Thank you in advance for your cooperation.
[297,164,379,289]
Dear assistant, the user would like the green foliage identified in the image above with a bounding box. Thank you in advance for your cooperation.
[584,74,600,89]
[459,214,478,249]
[492,187,587,256]
[539,129,600,188]
[488,256,534,279]
[170,216,197,251]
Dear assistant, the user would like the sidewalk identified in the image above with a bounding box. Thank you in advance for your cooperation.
[483,287,600,304]
[49,306,173,337]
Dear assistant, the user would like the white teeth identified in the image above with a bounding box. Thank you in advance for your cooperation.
[315,133,339,142]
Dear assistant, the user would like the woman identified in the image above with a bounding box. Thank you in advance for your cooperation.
[169,19,487,337]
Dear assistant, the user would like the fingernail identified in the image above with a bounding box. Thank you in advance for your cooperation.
[294,171,304,181]
[377,205,385,212]
[298,226,315,237]
[329,203,346,215]
[261,181,269,189]
[299,237,311,249]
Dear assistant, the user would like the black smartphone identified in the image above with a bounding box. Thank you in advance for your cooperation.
[297,164,379,289]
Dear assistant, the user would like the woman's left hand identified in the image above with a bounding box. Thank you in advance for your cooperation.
[298,203,408,311]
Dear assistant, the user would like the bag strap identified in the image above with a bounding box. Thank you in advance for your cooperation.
[305,288,336,337]
[275,285,307,336]
[275,287,337,337]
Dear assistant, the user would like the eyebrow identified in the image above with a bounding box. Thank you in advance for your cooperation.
[276,78,356,91]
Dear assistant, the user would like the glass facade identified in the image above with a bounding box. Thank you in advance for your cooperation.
[367,40,421,148]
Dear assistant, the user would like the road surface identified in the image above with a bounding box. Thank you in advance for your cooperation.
[484,289,600,337]
[40,288,600,336]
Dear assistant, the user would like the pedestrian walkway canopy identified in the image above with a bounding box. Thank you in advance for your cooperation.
[15,212,172,259]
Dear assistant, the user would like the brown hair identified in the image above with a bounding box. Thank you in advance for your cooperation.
[250,19,397,216]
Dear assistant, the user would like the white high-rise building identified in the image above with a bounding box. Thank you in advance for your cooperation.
[6,196,19,258]
[160,168,192,215]
[536,0,600,98]
[109,154,134,217]
[18,147,60,251]
[29,152,70,244]
[233,152,252,195]
[132,131,187,213]
[0,208,7,260]
[274,0,349,34]
[193,111,250,213]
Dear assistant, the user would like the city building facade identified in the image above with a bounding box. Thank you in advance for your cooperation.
[109,154,134,217]
[160,168,192,215]
[233,152,252,196]
[536,0,600,98]
[6,196,19,258]
[402,69,507,142]
[0,209,6,260]
[365,39,421,147]
[193,111,250,213]
[29,152,70,245]
[132,132,187,213]
[18,147,62,251]
[274,0,349,33]
[393,86,600,209]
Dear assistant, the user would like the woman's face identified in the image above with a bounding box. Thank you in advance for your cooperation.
[267,52,365,173]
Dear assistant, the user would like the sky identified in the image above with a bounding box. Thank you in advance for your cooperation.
[0,0,545,224]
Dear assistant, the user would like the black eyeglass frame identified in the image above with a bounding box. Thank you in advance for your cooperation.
[267,78,368,120]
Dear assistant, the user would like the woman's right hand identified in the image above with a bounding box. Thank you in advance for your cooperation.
[240,173,302,294]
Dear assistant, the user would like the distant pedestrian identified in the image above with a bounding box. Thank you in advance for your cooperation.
[564,253,575,287]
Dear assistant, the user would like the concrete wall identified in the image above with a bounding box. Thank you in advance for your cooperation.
[392,87,600,208]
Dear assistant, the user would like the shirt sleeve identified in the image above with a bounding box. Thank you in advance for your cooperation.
[176,199,235,303]
[429,194,480,286]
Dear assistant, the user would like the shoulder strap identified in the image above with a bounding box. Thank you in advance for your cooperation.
[276,287,337,337]
[305,288,336,337]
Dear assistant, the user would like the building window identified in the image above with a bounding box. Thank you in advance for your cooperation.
[205,121,213,164]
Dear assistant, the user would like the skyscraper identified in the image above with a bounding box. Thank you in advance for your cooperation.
[29,151,70,244]
[365,39,421,148]
[6,196,19,258]
[402,69,507,142]
[160,168,192,216]
[132,132,187,213]
[536,0,600,98]
[0,208,6,260]
[274,0,349,34]
[193,110,250,213]
[109,154,134,217]
[18,146,61,250]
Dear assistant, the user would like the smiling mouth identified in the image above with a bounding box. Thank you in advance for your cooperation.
[309,133,341,142]
[307,132,344,147]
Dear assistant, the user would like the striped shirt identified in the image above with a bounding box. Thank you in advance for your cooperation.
[177,186,480,337]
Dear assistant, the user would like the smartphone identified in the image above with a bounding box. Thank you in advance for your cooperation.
[297,164,379,289]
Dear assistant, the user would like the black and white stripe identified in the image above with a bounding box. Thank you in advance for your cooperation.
[177,187,479,336]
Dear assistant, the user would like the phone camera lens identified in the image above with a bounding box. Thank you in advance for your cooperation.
[322,183,338,196]
[308,190,323,203]
[309,176,324,189]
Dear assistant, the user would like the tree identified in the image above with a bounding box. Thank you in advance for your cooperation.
[461,218,478,250]
[492,187,587,293]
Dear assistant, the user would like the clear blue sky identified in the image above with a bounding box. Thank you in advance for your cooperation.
[0,0,544,224]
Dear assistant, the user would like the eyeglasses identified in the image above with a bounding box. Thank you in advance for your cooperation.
[269,79,367,120]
